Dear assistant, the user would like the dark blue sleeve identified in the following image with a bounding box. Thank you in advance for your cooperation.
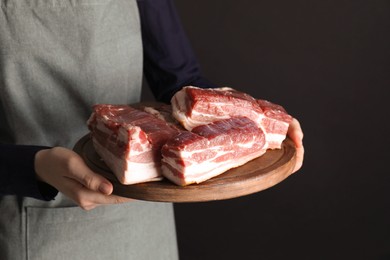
[137,0,218,103]
[0,144,58,200]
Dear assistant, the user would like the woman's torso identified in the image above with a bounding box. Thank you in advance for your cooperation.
[0,1,178,259]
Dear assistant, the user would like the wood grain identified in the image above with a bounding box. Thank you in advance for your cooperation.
[74,134,297,203]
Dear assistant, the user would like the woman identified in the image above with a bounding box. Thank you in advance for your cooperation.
[0,0,304,259]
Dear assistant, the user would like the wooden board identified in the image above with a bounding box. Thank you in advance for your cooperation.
[74,134,297,203]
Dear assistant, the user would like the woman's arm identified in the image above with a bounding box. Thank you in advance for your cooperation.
[137,0,217,103]
[0,143,57,200]
[0,144,130,210]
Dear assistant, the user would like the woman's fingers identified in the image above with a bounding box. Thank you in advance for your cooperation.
[35,147,131,210]
[287,118,305,173]
[288,118,304,147]
[62,178,132,210]
[67,155,114,195]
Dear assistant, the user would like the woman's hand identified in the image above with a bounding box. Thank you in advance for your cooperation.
[287,118,304,173]
[34,147,132,210]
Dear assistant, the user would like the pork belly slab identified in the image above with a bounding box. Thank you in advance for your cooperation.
[171,86,293,149]
[256,99,292,149]
[161,117,267,186]
[87,104,179,184]
[171,86,264,130]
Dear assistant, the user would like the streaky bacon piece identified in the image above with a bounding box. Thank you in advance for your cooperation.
[257,99,293,149]
[171,86,292,149]
[161,117,267,186]
[87,104,180,184]
[171,86,264,131]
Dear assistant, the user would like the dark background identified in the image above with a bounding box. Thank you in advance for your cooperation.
[142,1,390,259]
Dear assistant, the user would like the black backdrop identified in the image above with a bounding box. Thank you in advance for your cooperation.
[142,1,390,259]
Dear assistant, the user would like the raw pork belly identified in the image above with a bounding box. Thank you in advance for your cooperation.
[171,86,292,149]
[171,86,264,130]
[88,104,179,184]
[161,117,266,186]
[257,99,292,149]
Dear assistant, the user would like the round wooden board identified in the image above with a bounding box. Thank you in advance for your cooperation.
[74,134,297,203]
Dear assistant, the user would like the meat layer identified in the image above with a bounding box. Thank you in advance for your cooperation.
[161,117,266,186]
[257,99,292,149]
[88,104,180,184]
[171,86,264,130]
[171,86,292,149]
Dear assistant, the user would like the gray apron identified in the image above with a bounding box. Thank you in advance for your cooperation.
[0,1,178,259]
